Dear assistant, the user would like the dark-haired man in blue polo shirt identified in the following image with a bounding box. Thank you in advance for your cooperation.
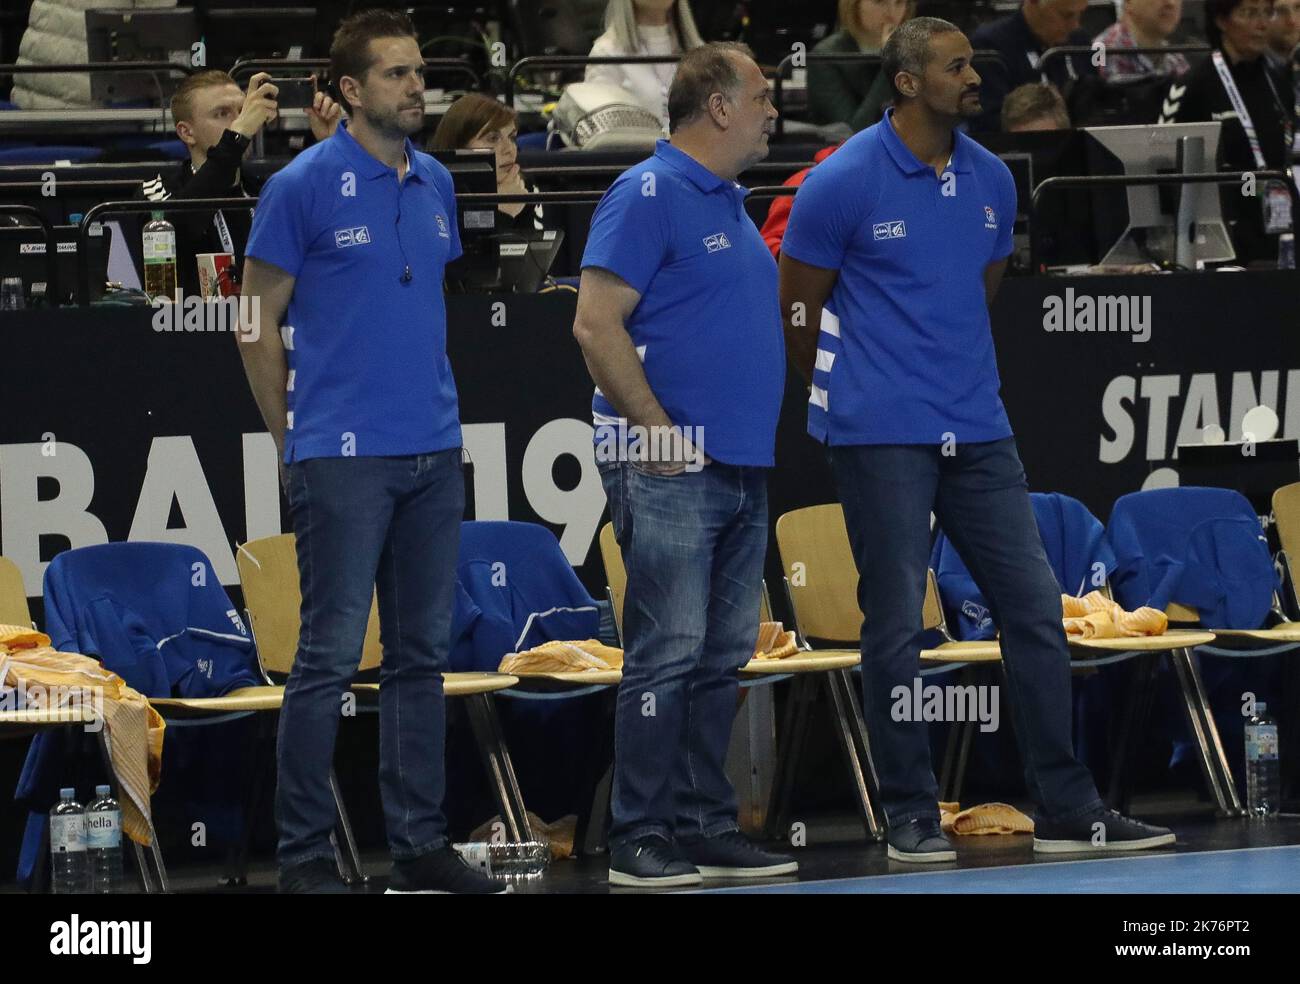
[236,9,502,895]
[780,17,1175,862]
[574,41,798,888]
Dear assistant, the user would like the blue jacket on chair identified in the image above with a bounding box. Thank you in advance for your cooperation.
[14,542,261,883]
[454,522,600,671]
[930,492,1117,640]
[1105,488,1278,629]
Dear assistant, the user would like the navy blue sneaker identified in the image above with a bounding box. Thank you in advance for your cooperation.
[1034,808,1175,854]
[386,846,511,894]
[679,831,799,879]
[887,818,956,863]
[609,835,702,888]
[278,857,352,894]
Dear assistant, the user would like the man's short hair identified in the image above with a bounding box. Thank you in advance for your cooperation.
[1001,81,1070,130]
[666,41,756,133]
[881,16,963,99]
[170,70,238,124]
[329,8,420,112]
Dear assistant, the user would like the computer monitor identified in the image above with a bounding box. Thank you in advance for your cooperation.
[200,7,316,70]
[1082,121,1234,267]
[432,148,504,291]
[0,223,112,306]
[498,228,565,293]
[85,8,198,106]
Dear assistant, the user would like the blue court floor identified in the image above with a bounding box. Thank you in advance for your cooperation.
[693,844,1300,894]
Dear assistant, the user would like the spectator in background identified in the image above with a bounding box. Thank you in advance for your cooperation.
[970,0,1095,132]
[809,0,915,133]
[1161,0,1296,263]
[10,0,177,109]
[137,71,341,297]
[429,93,544,232]
[1093,0,1191,82]
[1266,0,1300,70]
[585,0,705,128]
[1001,80,1071,130]
[759,145,841,259]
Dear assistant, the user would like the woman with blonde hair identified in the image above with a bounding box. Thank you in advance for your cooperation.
[584,0,705,128]
[809,0,914,132]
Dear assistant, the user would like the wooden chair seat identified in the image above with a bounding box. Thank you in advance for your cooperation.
[149,685,285,717]
[351,672,520,698]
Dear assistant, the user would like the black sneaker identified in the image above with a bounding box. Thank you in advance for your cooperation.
[608,834,702,888]
[386,846,511,894]
[1034,807,1176,854]
[679,831,799,879]
[886,817,957,864]
[278,857,352,894]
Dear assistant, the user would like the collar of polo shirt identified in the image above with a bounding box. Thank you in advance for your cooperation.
[334,119,430,183]
[878,108,974,176]
[653,139,750,198]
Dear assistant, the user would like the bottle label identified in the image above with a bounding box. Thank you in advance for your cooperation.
[452,842,491,874]
[86,811,121,850]
[1245,725,1279,761]
[50,815,86,853]
[142,231,176,261]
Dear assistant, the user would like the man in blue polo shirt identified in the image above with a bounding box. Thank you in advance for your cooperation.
[573,42,798,888]
[780,17,1175,862]
[236,9,501,895]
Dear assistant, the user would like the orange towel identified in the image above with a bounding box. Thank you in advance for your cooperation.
[1062,591,1167,639]
[0,624,164,846]
[751,621,800,660]
[940,801,1034,835]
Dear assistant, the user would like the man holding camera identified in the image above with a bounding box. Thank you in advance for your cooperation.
[137,70,342,296]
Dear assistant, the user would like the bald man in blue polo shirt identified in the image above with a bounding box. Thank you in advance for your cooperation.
[574,42,798,888]
[236,10,502,895]
[781,18,1176,862]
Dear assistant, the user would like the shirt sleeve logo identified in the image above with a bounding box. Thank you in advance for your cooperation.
[703,232,732,253]
[334,226,371,248]
[984,206,998,229]
[435,214,450,239]
[872,221,907,241]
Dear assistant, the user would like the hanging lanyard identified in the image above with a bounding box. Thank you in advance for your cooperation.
[1210,51,1288,169]
[214,209,234,255]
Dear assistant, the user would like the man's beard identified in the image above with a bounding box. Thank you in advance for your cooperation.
[359,103,423,139]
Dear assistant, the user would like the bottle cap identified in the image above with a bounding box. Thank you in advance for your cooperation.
[95,785,110,796]
[59,787,75,799]
[151,210,163,221]
[1256,702,1267,713]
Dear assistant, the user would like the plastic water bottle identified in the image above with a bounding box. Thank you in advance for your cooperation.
[452,841,550,880]
[1245,702,1280,818]
[142,211,177,302]
[49,788,88,894]
[86,785,124,893]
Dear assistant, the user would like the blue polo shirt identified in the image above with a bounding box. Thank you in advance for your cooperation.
[245,121,462,463]
[782,110,1017,446]
[581,140,785,467]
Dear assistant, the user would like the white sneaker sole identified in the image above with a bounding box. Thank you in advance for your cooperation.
[1033,833,1176,854]
[887,844,957,863]
[695,861,799,879]
[608,869,703,888]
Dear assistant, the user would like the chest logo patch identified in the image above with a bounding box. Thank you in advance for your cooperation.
[436,214,450,239]
[703,233,732,253]
[984,206,998,230]
[873,221,907,241]
[335,226,371,248]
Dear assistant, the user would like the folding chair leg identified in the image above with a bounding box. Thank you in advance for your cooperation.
[824,669,883,841]
[329,769,366,884]
[466,693,535,843]
[764,675,816,841]
[93,724,167,893]
[221,711,274,887]
[939,666,980,803]
[573,690,616,856]
[1170,648,1243,817]
[580,762,614,856]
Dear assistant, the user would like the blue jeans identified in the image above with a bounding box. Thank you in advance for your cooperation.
[599,461,768,848]
[827,438,1103,826]
[276,449,463,868]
